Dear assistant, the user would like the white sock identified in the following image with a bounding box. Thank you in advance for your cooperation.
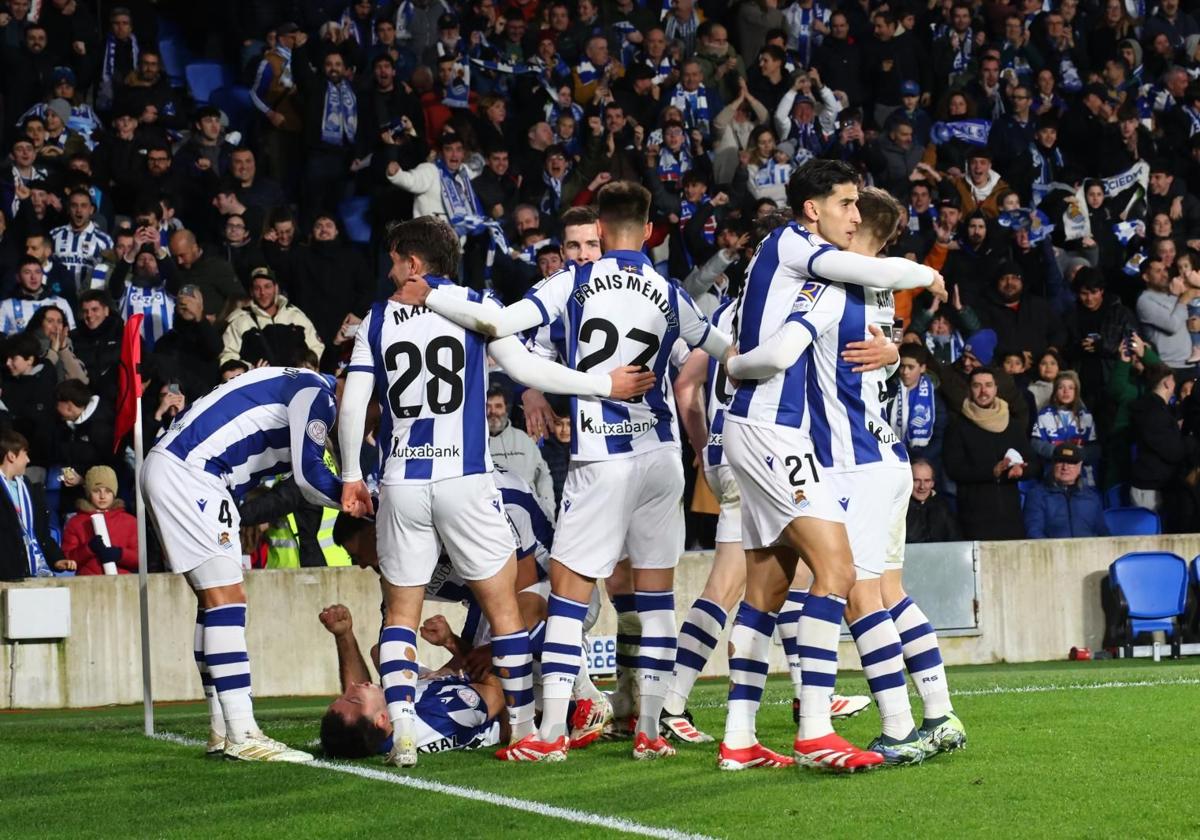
[889,596,953,721]
[572,639,604,703]
[796,594,846,742]
[634,590,676,739]
[194,610,224,736]
[203,604,257,742]
[664,597,727,717]
[850,610,915,740]
[378,625,418,743]
[722,603,775,749]
[538,594,588,742]
[611,594,640,719]
[775,589,809,702]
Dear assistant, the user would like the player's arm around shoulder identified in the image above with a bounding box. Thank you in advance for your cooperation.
[403,279,549,338]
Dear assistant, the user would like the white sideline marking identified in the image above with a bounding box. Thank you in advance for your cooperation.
[692,676,1200,708]
[151,733,717,840]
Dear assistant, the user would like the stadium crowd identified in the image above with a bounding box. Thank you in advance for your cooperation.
[3,0,1200,584]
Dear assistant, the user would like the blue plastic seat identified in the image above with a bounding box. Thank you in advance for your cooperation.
[1103,483,1127,509]
[158,38,192,88]
[1110,551,1188,657]
[1103,506,1161,536]
[209,85,254,133]
[338,196,373,245]
[185,61,232,105]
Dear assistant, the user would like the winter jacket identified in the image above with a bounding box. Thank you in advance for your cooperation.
[942,402,1035,540]
[2,364,59,464]
[151,318,223,401]
[50,396,117,475]
[1062,297,1138,407]
[1131,392,1198,490]
[167,252,244,318]
[977,286,1066,360]
[71,313,124,402]
[0,478,63,581]
[865,136,925,200]
[905,493,962,543]
[290,241,373,347]
[387,161,450,219]
[1023,480,1107,538]
[1136,290,1191,368]
[220,295,325,366]
[62,501,139,575]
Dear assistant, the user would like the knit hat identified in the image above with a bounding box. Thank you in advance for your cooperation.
[47,98,72,125]
[963,329,997,366]
[85,465,118,495]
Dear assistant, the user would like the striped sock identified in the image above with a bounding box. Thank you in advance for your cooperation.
[194,610,225,737]
[203,604,257,742]
[529,619,547,713]
[379,625,419,743]
[797,594,846,741]
[723,602,775,749]
[889,597,953,721]
[634,590,676,738]
[664,598,727,716]
[572,639,604,703]
[776,588,809,700]
[612,594,641,719]
[850,610,915,740]
[538,594,589,742]
[492,630,535,739]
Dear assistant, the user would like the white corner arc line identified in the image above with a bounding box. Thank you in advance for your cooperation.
[151,733,718,840]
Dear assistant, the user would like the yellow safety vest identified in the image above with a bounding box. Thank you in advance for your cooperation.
[264,449,351,568]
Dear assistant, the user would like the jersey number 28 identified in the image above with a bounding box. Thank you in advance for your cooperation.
[384,337,465,417]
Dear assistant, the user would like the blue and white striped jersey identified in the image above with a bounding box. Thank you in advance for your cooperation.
[524,250,714,460]
[413,674,497,752]
[704,298,737,468]
[494,466,554,576]
[119,284,174,350]
[348,278,493,485]
[151,366,341,505]
[50,223,113,291]
[0,295,75,333]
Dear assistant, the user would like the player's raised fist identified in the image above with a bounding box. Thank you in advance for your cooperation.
[319,605,353,636]
[608,365,656,400]
[420,615,453,646]
[341,480,373,518]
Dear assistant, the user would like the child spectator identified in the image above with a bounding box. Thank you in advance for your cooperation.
[62,466,138,575]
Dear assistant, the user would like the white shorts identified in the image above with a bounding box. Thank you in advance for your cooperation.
[723,420,843,551]
[833,466,911,580]
[185,555,244,590]
[704,465,743,545]
[551,446,684,579]
[377,473,515,588]
[142,451,241,575]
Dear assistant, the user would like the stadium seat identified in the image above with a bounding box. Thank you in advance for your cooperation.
[185,61,232,105]
[158,38,192,88]
[1109,552,1188,658]
[1103,483,1127,509]
[1103,506,1161,536]
[209,85,254,133]
[338,196,373,245]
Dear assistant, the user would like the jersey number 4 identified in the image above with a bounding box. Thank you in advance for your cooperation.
[576,318,661,403]
[384,337,465,417]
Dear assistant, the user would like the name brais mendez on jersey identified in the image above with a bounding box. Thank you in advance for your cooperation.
[570,266,681,332]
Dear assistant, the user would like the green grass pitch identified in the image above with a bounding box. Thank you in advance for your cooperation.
[4,659,1200,839]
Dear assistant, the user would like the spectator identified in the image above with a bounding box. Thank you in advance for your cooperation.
[910,286,983,364]
[25,305,86,384]
[1031,370,1100,484]
[150,286,221,400]
[2,332,58,465]
[1130,362,1199,523]
[294,43,359,227]
[228,147,286,218]
[0,429,70,580]
[250,22,304,185]
[978,261,1065,361]
[220,267,324,366]
[1063,267,1137,406]
[61,465,138,575]
[950,149,1010,220]
[1023,443,1108,538]
[888,344,947,473]
[216,213,268,290]
[167,229,243,319]
[108,239,177,350]
[905,458,960,543]
[49,378,115,480]
[1,256,74,334]
[71,291,123,401]
[865,117,923,201]
[943,367,1035,540]
[485,385,555,520]
[1136,255,1193,375]
[289,215,372,349]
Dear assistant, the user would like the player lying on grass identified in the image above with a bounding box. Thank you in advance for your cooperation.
[319,604,506,757]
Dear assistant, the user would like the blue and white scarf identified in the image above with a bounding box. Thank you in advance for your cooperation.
[930,119,990,145]
[393,0,416,41]
[319,80,357,146]
[99,33,139,110]
[546,100,584,129]
[788,119,825,159]
[669,84,712,135]
[437,158,509,276]
[888,374,936,448]
[783,2,830,68]
[3,476,51,577]
[1113,219,1145,245]
[657,143,692,185]
[753,158,794,190]
[679,195,716,269]
[1028,142,1063,205]
[340,5,378,46]
[907,204,937,232]
[1056,51,1082,92]
[665,12,699,54]
[950,27,974,72]
[1182,105,1200,138]
[641,54,675,86]
[925,330,965,362]
[540,165,570,217]
[574,59,611,88]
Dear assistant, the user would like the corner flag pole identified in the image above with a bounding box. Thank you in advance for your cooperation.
[135,383,154,736]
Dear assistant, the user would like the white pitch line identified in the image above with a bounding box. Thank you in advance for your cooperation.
[691,675,1200,708]
[151,732,717,840]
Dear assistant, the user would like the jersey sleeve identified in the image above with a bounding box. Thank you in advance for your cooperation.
[424,284,544,337]
[785,279,847,338]
[522,268,575,328]
[288,384,342,508]
[346,310,375,374]
[811,250,935,290]
[677,287,731,357]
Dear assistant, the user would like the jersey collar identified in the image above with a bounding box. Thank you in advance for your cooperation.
[603,249,651,270]
[425,274,454,288]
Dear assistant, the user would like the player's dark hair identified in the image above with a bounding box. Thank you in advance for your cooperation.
[5,332,41,361]
[856,186,904,246]
[560,205,597,228]
[332,511,373,549]
[387,216,460,278]
[320,708,390,759]
[596,180,651,233]
[55,378,92,407]
[785,159,858,217]
[0,429,29,459]
[219,359,249,376]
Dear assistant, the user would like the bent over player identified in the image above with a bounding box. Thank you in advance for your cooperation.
[143,366,342,762]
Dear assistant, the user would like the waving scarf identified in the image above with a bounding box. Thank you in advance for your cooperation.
[320,80,357,146]
[4,476,51,577]
[99,33,139,109]
[657,143,693,185]
[437,158,509,278]
[889,374,936,448]
[669,84,712,134]
[340,6,378,46]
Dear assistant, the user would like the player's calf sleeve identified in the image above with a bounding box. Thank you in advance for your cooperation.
[379,626,419,739]
[775,589,809,700]
[538,594,589,742]
[634,590,676,738]
[612,594,641,717]
[850,610,915,740]
[665,597,727,716]
[796,594,846,741]
[492,630,535,739]
[723,603,775,750]
[888,596,953,720]
[203,604,256,742]
[194,609,225,736]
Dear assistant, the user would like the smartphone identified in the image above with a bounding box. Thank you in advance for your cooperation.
[167,382,181,395]
[344,324,359,338]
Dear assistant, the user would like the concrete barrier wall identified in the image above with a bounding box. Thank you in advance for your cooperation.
[3,534,1198,709]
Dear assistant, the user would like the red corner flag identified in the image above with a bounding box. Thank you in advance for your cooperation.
[113,314,145,453]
